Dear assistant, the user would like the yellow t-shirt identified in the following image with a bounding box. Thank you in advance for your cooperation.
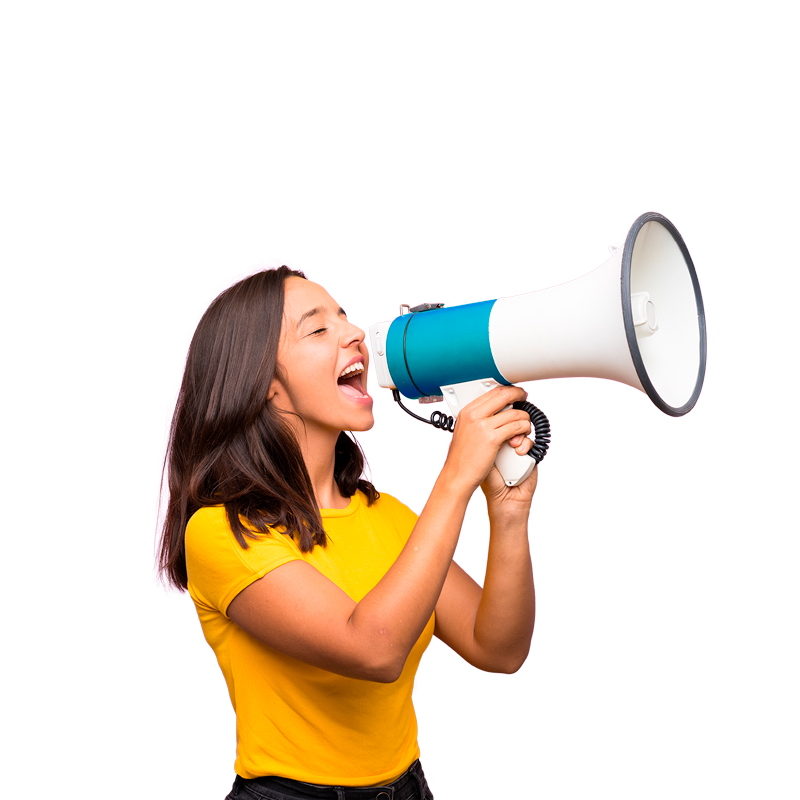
[185,490,434,785]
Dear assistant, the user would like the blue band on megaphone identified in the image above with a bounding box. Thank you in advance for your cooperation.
[385,300,508,399]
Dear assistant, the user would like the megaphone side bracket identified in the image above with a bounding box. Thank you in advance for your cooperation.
[391,389,551,465]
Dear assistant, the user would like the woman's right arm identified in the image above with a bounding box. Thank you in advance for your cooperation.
[227,384,532,683]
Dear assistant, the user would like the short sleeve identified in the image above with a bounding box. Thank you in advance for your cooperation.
[185,505,301,616]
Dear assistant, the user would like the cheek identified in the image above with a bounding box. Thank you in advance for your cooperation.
[291,355,334,398]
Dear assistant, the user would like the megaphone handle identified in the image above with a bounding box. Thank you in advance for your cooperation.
[499,401,551,485]
[494,440,538,487]
[390,381,550,486]
[440,379,548,487]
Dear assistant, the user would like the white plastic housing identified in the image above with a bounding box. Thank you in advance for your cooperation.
[369,321,396,389]
[489,250,644,390]
[487,216,704,414]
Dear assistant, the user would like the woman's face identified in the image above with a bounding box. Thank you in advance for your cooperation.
[272,277,374,438]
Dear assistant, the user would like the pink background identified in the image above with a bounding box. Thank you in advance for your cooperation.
[152,209,706,800]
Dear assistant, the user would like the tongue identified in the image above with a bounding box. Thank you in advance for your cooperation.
[339,380,365,399]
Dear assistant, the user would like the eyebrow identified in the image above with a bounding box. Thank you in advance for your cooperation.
[295,306,347,330]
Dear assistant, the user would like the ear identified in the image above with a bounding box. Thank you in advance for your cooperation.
[267,375,282,401]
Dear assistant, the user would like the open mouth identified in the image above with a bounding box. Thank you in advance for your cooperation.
[337,362,369,399]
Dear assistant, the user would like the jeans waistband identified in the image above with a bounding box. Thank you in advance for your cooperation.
[236,759,428,799]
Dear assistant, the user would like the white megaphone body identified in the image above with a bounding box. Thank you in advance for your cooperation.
[369,212,707,487]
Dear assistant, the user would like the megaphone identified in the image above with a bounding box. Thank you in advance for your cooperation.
[369,212,707,486]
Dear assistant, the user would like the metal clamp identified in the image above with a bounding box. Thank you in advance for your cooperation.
[399,302,444,315]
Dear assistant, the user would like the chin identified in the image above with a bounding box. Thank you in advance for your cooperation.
[349,411,375,433]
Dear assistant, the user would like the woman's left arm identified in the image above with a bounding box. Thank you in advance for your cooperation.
[433,435,538,673]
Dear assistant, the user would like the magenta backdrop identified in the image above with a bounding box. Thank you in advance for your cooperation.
[152,209,707,800]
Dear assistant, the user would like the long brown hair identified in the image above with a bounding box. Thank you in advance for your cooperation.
[158,266,378,591]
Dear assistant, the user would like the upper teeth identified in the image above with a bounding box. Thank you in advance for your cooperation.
[339,363,364,379]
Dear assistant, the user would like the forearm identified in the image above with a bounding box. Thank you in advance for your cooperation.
[472,513,535,672]
[348,466,473,679]
[229,386,534,683]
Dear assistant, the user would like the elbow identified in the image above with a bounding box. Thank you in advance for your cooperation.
[495,651,529,674]
[370,664,404,684]
[341,620,410,683]
[489,657,527,675]
[359,649,406,684]
[482,641,532,674]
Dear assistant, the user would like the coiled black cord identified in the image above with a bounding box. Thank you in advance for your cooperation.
[429,409,456,431]
[392,390,456,431]
[391,390,551,464]
[512,400,551,464]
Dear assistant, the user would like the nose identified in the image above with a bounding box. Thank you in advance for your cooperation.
[341,319,366,348]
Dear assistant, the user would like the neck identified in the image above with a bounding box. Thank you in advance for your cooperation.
[294,424,350,510]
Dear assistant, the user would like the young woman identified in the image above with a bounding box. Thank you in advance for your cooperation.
[158,266,538,799]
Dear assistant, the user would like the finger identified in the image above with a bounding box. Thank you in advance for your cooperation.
[492,408,533,436]
[513,436,534,456]
[466,384,528,416]
[509,431,534,446]
[495,418,531,442]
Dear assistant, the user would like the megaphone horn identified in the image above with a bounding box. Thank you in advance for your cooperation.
[369,212,707,485]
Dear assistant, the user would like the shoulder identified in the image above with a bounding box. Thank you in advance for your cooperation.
[185,504,231,545]
[185,505,301,614]
[185,506,299,571]
[368,491,416,517]
[187,505,287,546]
[360,491,418,540]
[185,506,252,564]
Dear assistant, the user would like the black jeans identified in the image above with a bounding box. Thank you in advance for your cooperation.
[225,760,433,800]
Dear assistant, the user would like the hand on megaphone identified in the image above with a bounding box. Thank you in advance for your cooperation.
[439,384,534,494]
[480,453,539,520]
